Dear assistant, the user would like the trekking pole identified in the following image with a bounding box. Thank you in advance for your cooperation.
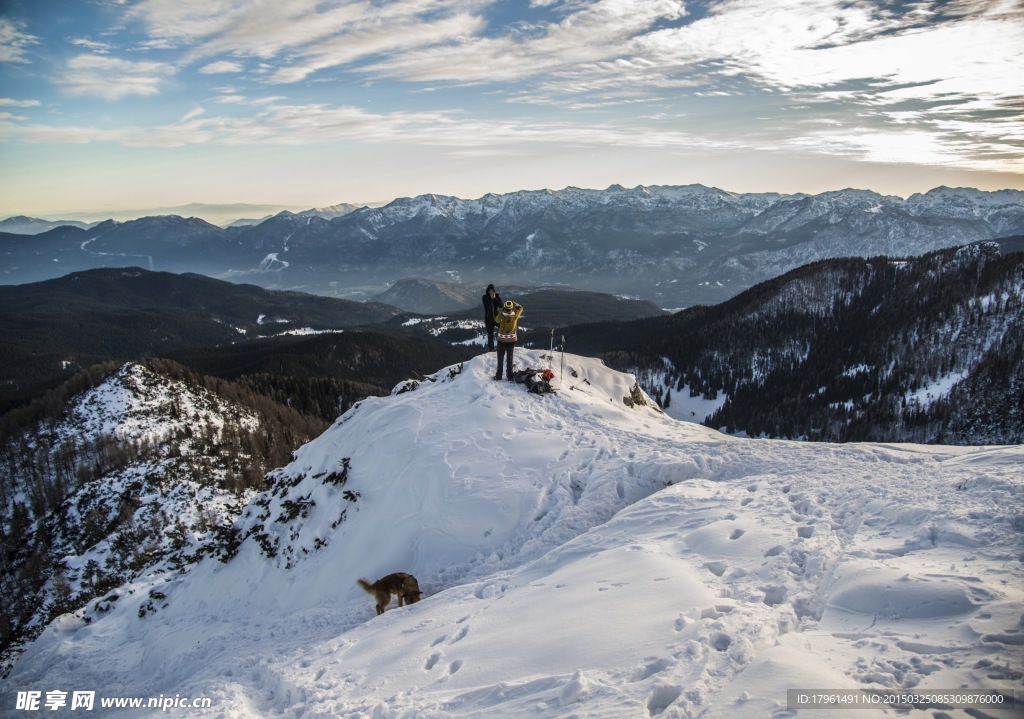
[560,335,565,384]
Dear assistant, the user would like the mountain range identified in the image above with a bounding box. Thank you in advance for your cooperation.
[0,216,95,235]
[4,184,1022,306]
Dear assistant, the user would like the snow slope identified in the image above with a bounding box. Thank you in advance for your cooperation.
[3,352,1022,718]
[0,364,263,670]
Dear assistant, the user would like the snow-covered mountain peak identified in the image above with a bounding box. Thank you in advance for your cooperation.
[6,354,1022,717]
[63,362,256,442]
[906,187,1024,235]
[225,351,672,577]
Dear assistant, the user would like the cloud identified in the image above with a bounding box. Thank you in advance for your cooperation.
[0,96,722,152]
[0,98,41,107]
[118,0,1021,114]
[266,11,486,84]
[4,0,1020,181]
[199,60,245,74]
[0,18,39,63]
[123,0,689,86]
[787,126,1024,174]
[69,37,113,54]
[58,54,176,100]
[632,0,1024,102]
[362,0,687,84]
[127,0,492,77]
[1,85,1016,176]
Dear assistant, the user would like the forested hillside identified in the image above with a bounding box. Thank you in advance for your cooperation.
[569,242,1023,444]
[0,361,329,669]
[0,268,475,415]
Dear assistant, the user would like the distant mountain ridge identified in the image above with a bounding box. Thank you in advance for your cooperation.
[0,267,661,415]
[0,216,94,234]
[0,267,403,412]
[371,277,479,313]
[4,184,1022,306]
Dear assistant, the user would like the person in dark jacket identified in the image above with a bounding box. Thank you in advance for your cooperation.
[482,284,503,352]
[494,299,524,381]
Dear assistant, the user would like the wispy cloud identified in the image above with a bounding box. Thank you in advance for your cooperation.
[115,0,1024,115]
[0,98,41,107]
[0,97,725,152]
[59,54,176,100]
[266,11,486,84]
[126,0,492,80]
[199,60,244,74]
[788,126,1024,174]
[0,18,39,63]
[180,106,205,122]
[362,0,687,84]
[68,37,113,54]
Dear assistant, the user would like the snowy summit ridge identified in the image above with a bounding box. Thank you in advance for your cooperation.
[5,352,1023,718]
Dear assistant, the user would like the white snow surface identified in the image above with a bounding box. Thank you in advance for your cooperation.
[4,351,1023,718]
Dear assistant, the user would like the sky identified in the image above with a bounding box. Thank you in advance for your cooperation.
[0,0,1023,221]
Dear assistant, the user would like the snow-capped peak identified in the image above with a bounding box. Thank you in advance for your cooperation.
[7,353,1021,718]
[64,363,257,442]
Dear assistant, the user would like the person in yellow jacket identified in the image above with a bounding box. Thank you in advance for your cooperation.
[493,299,524,381]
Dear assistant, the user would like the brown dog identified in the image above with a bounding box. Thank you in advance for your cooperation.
[357,572,422,615]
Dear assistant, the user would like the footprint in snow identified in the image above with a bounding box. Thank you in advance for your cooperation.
[631,656,674,682]
[704,560,729,577]
[710,632,732,651]
[646,684,683,716]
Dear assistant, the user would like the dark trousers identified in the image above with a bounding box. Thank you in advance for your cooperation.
[495,341,515,378]
[485,322,497,351]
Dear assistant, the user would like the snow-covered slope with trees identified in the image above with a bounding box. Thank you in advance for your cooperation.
[3,352,1021,718]
[0,363,324,671]
[585,243,1024,444]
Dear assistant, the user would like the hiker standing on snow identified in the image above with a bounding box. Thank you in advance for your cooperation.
[494,299,524,381]
[482,284,503,352]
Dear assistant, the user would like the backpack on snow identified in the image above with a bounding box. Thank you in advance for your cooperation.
[512,369,535,384]
[520,368,555,395]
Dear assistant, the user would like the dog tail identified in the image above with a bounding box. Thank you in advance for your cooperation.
[356,578,375,595]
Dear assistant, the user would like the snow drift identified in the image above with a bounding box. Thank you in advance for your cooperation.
[3,350,1022,718]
